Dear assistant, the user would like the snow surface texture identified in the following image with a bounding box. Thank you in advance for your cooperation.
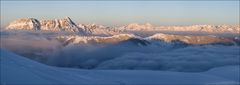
[1,49,239,85]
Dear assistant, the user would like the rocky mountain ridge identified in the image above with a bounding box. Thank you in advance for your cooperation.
[6,17,119,35]
[5,17,240,34]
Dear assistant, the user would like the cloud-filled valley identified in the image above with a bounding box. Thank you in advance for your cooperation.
[1,17,239,73]
[1,30,239,72]
[1,1,239,84]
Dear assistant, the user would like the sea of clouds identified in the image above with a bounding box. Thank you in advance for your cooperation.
[1,31,239,72]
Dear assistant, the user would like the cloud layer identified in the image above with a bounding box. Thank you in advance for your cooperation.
[1,31,239,72]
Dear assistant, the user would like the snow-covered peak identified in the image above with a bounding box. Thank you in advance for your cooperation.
[125,23,154,30]
[55,33,236,46]
[5,17,240,34]
[40,17,81,32]
[6,18,41,30]
[56,34,139,45]
[64,16,71,20]
[5,17,121,35]
[77,23,122,35]
[6,17,86,33]
[121,23,240,33]
[156,25,240,33]
[146,33,234,44]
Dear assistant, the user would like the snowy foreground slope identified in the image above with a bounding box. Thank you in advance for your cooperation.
[1,49,239,85]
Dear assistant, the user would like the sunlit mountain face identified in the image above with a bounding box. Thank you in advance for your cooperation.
[1,1,239,84]
[1,17,239,72]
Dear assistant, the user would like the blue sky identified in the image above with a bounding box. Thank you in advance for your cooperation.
[1,1,239,27]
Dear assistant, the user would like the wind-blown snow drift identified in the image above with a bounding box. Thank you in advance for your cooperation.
[1,49,239,85]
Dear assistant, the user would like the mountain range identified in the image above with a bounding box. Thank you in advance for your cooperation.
[5,17,240,34]
[1,17,240,75]
[5,17,121,35]
[3,17,240,45]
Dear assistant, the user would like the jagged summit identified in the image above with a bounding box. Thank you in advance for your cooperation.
[6,17,80,32]
[40,17,81,32]
[5,17,240,34]
[63,16,76,26]
[5,17,120,35]
[6,18,41,30]
[64,16,71,20]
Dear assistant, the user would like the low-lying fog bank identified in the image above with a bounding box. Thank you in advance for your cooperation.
[1,31,239,72]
